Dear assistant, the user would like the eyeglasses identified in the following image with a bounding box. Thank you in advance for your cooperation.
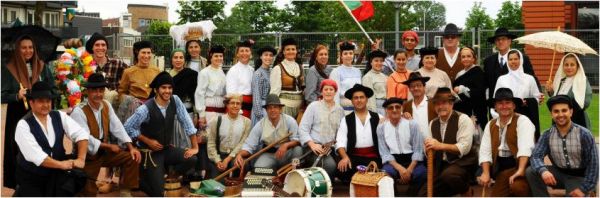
[386,105,402,110]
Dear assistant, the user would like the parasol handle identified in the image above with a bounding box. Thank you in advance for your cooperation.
[427,149,434,197]
[547,26,561,86]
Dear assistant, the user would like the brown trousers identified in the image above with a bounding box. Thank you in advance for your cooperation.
[489,167,531,197]
[80,150,139,196]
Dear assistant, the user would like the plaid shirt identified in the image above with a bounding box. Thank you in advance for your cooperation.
[96,58,129,90]
[530,124,598,192]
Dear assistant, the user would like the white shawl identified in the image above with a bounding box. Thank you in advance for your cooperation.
[552,53,587,108]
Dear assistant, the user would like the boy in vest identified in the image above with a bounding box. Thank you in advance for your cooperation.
[13,81,89,196]
[420,87,478,196]
[124,72,199,196]
[377,97,426,196]
[70,73,141,196]
[477,88,534,196]
[526,95,598,197]
[235,94,302,170]
[335,84,382,182]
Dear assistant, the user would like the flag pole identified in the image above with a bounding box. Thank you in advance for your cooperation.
[339,0,374,44]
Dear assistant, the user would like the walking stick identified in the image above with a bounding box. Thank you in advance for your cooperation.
[482,186,486,197]
[427,149,433,197]
[19,83,28,110]
[214,133,292,181]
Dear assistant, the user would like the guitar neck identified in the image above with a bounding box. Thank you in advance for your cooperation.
[261,179,292,197]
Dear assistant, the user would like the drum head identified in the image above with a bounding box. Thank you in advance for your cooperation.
[283,167,332,197]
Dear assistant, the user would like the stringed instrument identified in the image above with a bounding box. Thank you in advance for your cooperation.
[261,178,301,197]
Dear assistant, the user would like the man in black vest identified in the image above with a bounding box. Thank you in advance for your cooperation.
[420,87,478,196]
[14,81,89,196]
[483,27,541,100]
[124,72,199,196]
[335,84,382,182]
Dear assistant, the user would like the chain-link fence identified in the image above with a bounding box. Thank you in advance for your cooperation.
[105,29,598,86]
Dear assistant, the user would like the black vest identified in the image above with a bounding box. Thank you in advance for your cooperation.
[17,111,66,176]
[345,111,380,155]
[140,98,177,148]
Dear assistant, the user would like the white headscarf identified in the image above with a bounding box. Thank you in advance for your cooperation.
[552,53,586,108]
[504,49,526,95]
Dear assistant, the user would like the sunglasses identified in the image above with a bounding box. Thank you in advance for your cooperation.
[386,105,402,110]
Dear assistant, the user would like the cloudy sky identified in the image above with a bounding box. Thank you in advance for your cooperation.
[77,0,507,29]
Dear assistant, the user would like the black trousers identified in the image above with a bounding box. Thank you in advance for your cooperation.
[3,102,28,189]
[14,165,78,197]
[140,147,197,197]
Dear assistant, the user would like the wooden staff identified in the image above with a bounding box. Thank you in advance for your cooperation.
[214,133,292,181]
[481,186,486,197]
[427,149,433,197]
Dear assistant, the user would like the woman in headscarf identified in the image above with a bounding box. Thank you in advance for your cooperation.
[185,40,207,72]
[546,53,592,129]
[494,49,543,140]
[304,44,333,104]
[386,49,412,100]
[117,40,160,121]
[453,47,488,130]
[1,35,56,189]
[251,46,277,126]
[417,47,453,99]
[270,38,304,119]
[362,49,389,115]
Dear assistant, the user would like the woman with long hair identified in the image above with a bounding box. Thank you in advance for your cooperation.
[1,35,56,189]
[546,53,592,129]
[304,44,333,104]
[270,38,304,119]
[251,46,277,126]
[185,40,207,72]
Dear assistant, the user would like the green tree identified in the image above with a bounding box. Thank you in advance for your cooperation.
[495,1,524,30]
[465,2,495,31]
[218,1,293,34]
[176,0,226,25]
[411,1,446,31]
[144,20,173,57]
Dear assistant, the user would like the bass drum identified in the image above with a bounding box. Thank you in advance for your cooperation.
[283,167,332,197]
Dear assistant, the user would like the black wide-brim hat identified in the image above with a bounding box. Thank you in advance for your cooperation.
[442,23,462,36]
[133,40,154,54]
[84,73,108,88]
[382,97,404,107]
[26,81,58,99]
[209,45,225,54]
[281,38,297,47]
[488,87,522,108]
[487,27,518,43]
[339,41,355,51]
[85,32,108,54]
[263,94,285,108]
[430,87,456,103]
[368,50,388,61]
[419,47,439,57]
[149,71,174,89]
[257,46,277,55]
[237,39,254,48]
[402,72,430,85]
[344,84,374,100]
[546,95,572,111]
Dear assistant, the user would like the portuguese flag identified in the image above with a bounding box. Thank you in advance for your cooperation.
[342,1,375,22]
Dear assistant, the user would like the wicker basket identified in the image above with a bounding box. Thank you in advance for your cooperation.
[223,165,245,197]
[351,161,387,197]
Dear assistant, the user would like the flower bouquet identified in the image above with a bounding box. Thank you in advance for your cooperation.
[54,48,97,108]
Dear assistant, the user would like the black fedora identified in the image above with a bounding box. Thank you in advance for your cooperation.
[488,87,522,107]
[344,84,374,100]
[402,72,430,86]
[84,73,108,88]
[442,23,462,36]
[257,46,277,55]
[430,87,456,103]
[487,27,518,43]
[26,81,58,100]
[263,94,285,108]
[382,97,405,108]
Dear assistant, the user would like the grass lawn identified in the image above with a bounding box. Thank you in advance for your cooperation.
[539,94,598,137]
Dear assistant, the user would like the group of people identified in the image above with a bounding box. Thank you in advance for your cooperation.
[1,23,596,197]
